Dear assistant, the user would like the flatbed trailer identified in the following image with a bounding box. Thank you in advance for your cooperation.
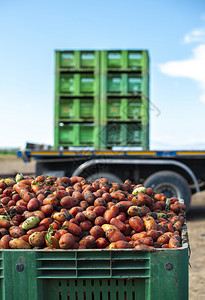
[17,149,205,210]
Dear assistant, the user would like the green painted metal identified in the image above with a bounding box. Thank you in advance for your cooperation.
[54,50,149,150]
[0,228,188,300]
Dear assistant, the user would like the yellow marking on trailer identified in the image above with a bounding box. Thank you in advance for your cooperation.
[177,151,205,156]
[62,151,92,155]
[62,152,76,155]
[30,151,60,155]
[94,151,124,155]
[126,151,156,155]
[77,151,92,155]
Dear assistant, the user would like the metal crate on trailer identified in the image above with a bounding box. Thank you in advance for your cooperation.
[101,50,149,72]
[0,225,189,300]
[55,50,100,71]
[54,123,100,149]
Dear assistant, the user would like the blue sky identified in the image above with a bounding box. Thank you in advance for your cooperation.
[0,0,205,150]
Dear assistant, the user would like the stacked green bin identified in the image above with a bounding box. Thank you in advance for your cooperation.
[101,50,149,71]
[54,50,100,148]
[100,50,149,149]
[54,50,149,149]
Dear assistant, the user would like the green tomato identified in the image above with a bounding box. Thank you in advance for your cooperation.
[15,173,24,183]
[22,216,40,230]
[132,186,146,195]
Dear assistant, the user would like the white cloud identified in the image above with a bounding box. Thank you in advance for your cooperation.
[183,28,205,43]
[159,44,205,103]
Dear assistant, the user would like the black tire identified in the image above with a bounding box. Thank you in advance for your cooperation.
[86,172,122,183]
[144,171,191,210]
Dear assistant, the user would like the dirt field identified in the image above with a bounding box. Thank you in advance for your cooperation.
[0,155,35,176]
[0,155,205,299]
[187,192,205,300]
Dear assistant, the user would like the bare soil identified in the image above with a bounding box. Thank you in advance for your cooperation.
[0,155,205,299]
[187,192,205,300]
[0,155,35,176]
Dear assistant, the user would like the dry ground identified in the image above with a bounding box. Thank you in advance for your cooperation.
[0,155,205,299]
[187,192,205,300]
[0,155,35,175]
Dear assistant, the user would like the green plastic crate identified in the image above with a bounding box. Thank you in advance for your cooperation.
[106,123,141,146]
[54,123,100,148]
[105,97,149,122]
[105,73,148,95]
[56,98,97,122]
[56,50,100,70]
[99,122,149,149]
[101,50,149,71]
[58,73,99,95]
[104,122,148,147]
[0,225,188,300]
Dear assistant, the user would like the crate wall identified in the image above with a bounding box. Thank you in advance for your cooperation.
[100,73,149,96]
[56,73,100,96]
[101,50,149,72]
[0,243,189,300]
[101,96,149,123]
[56,50,100,71]
[99,122,149,149]
[54,123,100,148]
[55,97,99,122]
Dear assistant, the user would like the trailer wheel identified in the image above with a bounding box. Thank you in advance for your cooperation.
[144,171,191,210]
[86,172,122,183]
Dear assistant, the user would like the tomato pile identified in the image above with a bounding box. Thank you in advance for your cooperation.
[0,174,186,250]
